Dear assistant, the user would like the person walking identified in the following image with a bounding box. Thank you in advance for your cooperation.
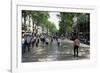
[32,37,35,48]
[50,36,53,45]
[73,36,80,57]
[26,35,31,52]
[36,36,39,47]
[22,35,25,54]
[45,38,49,45]
[57,38,61,46]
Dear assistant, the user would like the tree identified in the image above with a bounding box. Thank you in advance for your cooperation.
[58,12,74,35]
[22,10,33,32]
[44,21,57,35]
[31,11,49,35]
[22,10,27,31]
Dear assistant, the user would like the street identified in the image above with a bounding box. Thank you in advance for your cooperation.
[22,38,90,62]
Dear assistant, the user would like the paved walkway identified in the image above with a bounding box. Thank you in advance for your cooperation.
[22,38,90,62]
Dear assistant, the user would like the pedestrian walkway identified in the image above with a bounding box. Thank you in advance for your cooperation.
[22,38,90,62]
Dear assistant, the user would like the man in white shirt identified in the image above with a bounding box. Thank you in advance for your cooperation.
[57,38,61,46]
[22,37,25,54]
[46,38,49,45]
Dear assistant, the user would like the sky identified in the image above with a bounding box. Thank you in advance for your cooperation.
[48,12,60,30]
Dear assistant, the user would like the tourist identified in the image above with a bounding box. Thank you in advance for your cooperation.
[45,38,49,45]
[57,38,61,46]
[73,36,80,57]
[26,35,31,52]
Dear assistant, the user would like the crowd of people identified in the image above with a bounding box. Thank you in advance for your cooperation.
[22,33,62,54]
[22,32,81,57]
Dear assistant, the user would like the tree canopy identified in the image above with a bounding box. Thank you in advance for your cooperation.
[58,12,90,35]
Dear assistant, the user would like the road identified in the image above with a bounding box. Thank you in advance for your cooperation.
[22,38,90,62]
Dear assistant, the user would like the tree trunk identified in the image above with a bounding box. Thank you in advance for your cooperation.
[32,21,35,35]
[42,24,44,34]
[24,16,27,31]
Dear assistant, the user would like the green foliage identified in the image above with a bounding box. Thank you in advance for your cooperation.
[58,12,74,35]
[58,12,90,35]
[31,11,49,26]
[22,10,90,36]
[22,10,29,31]
[22,10,57,34]
[47,21,57,33]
